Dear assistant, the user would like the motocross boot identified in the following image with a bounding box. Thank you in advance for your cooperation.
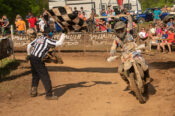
[144,70,152,84]
[120,74,130,91]
[31,87,38,97]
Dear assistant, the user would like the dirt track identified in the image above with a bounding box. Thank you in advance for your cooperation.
[0,52,175,116]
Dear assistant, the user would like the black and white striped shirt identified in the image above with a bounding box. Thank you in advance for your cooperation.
[27,33,65,58]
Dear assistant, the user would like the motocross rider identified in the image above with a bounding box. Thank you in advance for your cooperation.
[110,12,150,91]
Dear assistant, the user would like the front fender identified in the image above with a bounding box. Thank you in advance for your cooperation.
[135,57,148,71]
[124,61,132,71]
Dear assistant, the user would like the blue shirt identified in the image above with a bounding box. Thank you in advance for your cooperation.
[167,22,174,27]
[101,12,107,22]
[153,10,161,19]
[162,34,168,39]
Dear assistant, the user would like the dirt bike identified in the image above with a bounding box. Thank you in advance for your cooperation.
[108,43,150,104]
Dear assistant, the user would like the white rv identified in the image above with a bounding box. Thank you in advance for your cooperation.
[49,0,142,17]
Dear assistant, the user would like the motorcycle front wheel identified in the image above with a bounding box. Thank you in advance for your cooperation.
[129,72,146,104]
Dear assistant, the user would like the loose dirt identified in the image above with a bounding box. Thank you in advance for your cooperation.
[0,52,175,116]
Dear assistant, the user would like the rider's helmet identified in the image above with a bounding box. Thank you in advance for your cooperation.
[114,21,127,39]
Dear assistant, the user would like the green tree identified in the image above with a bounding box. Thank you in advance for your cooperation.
[0,0,48,24]
[139,0,174,11]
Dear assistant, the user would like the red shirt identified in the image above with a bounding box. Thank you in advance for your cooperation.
[167,32,174,43]
[28,17,36,28]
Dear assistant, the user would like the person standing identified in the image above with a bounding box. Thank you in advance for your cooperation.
[15,16,26,35]
[1,15,10,35]
[39,16,46,32]
[27,32,66,100]
[73,7,78,15]
[43,8,49,28]
[28,14,37,32]
[26,12,32,27]
[153,8,162,24]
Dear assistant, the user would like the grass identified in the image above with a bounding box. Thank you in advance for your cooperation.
[0,58,20,80]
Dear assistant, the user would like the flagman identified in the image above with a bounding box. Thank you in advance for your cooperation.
[27,31,66,100]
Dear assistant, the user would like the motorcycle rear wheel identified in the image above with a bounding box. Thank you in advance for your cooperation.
[129,73,146,104]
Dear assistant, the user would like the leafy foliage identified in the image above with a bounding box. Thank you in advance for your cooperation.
[139,0,174,11]
[0,0,48,24]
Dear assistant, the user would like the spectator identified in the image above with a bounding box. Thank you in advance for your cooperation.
[160,29,168,53]
[73,7,78,15]
[155,24,162,37]
[39,16,46,32]
[138,27,150,52]
[28,14,37,32]
[82,12,87,22]
[15,16,26,35]
[35,16,40,32]
[80,7,84,14]
[161,5,168,13]
[165,28,175,53]
[153,8,162,24]
[78,11,84,19]
[107,5,113,16]
[0,15,10,35]
[101,9,107,22]
[43,8,49,26]
[167,18,174,28]
[139,27,148,40]
[99,18,107,32]
[26,12,32,27]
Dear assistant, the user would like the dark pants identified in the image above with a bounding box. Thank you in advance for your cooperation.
[30,55,52,96]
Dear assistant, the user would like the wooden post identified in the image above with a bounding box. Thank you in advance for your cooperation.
[0,60,2,79]
[83,33,86,56]
[106,32,109,54]
[10,25,15,60]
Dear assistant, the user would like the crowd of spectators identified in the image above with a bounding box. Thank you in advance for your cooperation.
[0,5,174,53]
[138,18,175,54]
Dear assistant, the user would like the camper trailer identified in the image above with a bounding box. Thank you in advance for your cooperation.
[49,0,142,17]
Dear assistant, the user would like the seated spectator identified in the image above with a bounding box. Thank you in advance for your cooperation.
[159,30,168,53]
[138,27,150,52]
[149,24,156,36]
[139,27,148,40]
[96,18,107,32]
[155,24,162,38]
[165,28,175,53]
[15,16,26,35]
[167,18,174,28]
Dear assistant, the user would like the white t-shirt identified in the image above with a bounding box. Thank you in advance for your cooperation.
[139,32,147,38]
[150,28,156,34]
[39,19,45,32]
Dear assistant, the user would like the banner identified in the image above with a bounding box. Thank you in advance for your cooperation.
[117,0,124,9]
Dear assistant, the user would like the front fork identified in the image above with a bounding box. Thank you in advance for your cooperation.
[132,62,144,93]
[121,62,144,93]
